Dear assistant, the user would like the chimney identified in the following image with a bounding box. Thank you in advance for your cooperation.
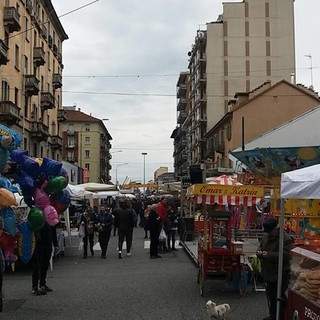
[290,73,296,84]
[78,108,81,112]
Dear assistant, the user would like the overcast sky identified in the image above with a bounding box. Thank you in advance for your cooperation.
[52,0,320,185]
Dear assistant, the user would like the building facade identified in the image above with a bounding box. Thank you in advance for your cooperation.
[0,0,68,159]
[61,107,112,184]
[174,0,296,174]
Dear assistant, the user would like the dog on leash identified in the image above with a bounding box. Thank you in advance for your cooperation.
[206,300,231,319]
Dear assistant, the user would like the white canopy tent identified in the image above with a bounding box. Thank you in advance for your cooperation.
[277,164,320,320]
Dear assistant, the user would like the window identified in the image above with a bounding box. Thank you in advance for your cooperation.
[265,2,270,18]
[245,22,249,37]
[85,137,90,145]
[85,150,90,158]
[67,136,74,147]
[24,55,28,74]
[85,163,90,171]
[24,17,29,40]
[85,124,90,131]
[1,81,10,100]
[266,60,271,76]
[47,51,50,69]
[68,123,74,134]
[4,32,9,46]
[15,45,20,69]
[266,21,270,37]
[266,41,271,57]
[14,88,19,105]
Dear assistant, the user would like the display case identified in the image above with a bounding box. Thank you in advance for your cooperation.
[286,247,320,320]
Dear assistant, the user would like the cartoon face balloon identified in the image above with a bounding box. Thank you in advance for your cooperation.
[43,205,59,226]
[0,187,18,207]
[33,187,50,210]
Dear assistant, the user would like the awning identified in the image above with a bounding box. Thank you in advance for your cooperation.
[187,184,264,206]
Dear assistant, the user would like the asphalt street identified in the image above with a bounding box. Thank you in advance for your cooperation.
[2,227,269,320]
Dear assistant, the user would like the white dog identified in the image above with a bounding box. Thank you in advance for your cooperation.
[206,300,231,319]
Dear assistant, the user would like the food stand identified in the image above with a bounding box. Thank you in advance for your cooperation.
[280,164,320,320]
[187,183,264,296]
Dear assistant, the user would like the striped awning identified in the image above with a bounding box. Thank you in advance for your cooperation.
[187,184,264,206]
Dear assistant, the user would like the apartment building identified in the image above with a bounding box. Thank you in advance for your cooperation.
[184,0,295,167]
[205,80,320,168]
[61,107,112,184]
[0,0,68,159]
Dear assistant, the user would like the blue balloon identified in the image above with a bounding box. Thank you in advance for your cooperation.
[17,221,33,264]
[1,207,16,236]
[40,157,62,179]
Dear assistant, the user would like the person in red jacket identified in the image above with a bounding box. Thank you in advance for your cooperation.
[157,197,168,253]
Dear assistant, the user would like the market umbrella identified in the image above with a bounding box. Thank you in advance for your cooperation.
[208,175,243,186]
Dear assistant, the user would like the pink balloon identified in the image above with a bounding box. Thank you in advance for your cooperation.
[33,187,50,210]
[43,205,59,226]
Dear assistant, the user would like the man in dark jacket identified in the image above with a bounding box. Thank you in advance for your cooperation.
[257,218,292,320]
[97,205,113,259]
[32,223,58,295]
[113,201,135,259]
[147,204,162,259]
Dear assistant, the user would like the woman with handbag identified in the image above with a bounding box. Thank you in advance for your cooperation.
[96,206,113,259]
[80,207,96,259]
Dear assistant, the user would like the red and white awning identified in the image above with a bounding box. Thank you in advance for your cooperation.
[193,194,262,206]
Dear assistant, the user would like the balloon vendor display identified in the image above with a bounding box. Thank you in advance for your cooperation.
[0,124,71,266]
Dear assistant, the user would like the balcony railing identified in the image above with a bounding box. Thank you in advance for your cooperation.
[50,135,62,149]
[30,121,49,141]
[57,53,62,64]
[39,23,47,39]
[33,47,45,67]
[0,101,21,125]
[57,109,66,122]
[52,73,62,89]
[40,92,55,110]
[3,7,21,33]
[0,40,9,66]
[48,35,53,48]
[24,75,40,96]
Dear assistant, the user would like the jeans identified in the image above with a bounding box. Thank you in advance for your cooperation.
[118,227,133,253]
[167,229,177,249]
[83,233,94,256]
[98,230,111,257]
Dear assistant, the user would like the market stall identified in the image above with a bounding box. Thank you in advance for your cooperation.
[187,183,265,296]
[279,164,320,320]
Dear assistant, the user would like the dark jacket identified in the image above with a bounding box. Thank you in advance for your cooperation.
[258,229,292,282]
[97,212,113,232]
[165,209,180,232]
[113,208,135,230]
[35,224,58,247]
[147,209,161,233]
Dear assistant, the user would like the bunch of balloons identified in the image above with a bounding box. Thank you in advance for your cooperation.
[0,124,71,266]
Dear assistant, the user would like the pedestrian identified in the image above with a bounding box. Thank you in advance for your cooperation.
[157,197,168,253]
[32,223,58,295]
[0,217,4,312]
[166,204,180,251]
[143,205,151,239]
[147,204,162,259]
[80,207,96,259]
[257,218,292,320]
[96,205,113,259]
[113,200,135,259]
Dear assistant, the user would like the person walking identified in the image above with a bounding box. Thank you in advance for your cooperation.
[157,197,168,253]
[80,207,96,259]
[257,218,292,320]
[32,223,58,295]
[96,205,113,259]
[147,204,162,259]
[113,200,135,259]
[166,204,180,251]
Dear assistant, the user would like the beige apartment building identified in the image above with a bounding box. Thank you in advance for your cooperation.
[0,0,68,159]
[186,0,295,167]
[61,107,112,184]
[205,80,320,168]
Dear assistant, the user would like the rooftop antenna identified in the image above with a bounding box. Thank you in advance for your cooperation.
[304,54,314,90]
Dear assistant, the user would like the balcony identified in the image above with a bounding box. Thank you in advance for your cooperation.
[66,156,75,163]
[26,0,33,14]
[65,143,76,149]
[176,84,187,99]
[24,75,40,96]
[177,98,186,111]
[39,23,47,39]
[30,122,49,141]
[52,73,62,89]
[40,92,55,110]
[50,135,62,149]
[57,53,62,64]
[57,109,66,122]
[0,40,9,65]
[0,101,21,125]
[33,47,45,67]
[67,129,74,135]
[3,7,21,33]
[177,110,187,124]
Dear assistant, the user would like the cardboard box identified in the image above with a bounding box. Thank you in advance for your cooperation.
[232,241,244,254]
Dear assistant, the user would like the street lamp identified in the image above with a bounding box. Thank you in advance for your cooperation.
[115,163,128,189]
[142,152,147,194]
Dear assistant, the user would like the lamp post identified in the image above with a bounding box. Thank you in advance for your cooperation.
[115,163,128,189]
[142,152,147,194]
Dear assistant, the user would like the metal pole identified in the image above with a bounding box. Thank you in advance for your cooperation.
[142,152,147,195]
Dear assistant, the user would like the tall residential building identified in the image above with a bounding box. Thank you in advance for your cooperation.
[61,107,112,184]
[0,0,68,159]
[186,0,295,165]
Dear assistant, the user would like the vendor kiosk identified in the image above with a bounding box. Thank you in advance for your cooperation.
[187,183,264,296]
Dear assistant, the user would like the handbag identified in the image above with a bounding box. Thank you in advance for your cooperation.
[78,224,85,238]
[159,228,167,241]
